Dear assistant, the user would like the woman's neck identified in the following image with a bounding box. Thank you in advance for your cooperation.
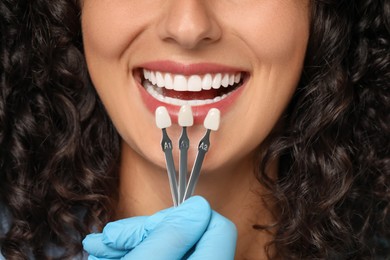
[115,142,276,259]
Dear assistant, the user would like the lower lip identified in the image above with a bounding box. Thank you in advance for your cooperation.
[137,78,246,124]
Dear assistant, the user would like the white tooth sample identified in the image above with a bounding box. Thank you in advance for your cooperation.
[202,74,212,90]
[229,74,235,85]
[188,75,202,92]
[165,73,174,89]
[204,108,220,131]
[150,71,157,85]
[173,75,187,91]
[221,74,229,87]
[143,69,151,80]
[234,73,241,83]
[155,106,172,129]
[178,105,194,127]
[156,72,165,88]
[212,73,222,89]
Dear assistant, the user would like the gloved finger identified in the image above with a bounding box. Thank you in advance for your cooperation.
[87,255,115,260]
[102,208,173,250]
[123,196,212,260]
[82,233,128,259]
[188,210,237,260]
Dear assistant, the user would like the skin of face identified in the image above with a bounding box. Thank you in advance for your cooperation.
[81,0,310,257]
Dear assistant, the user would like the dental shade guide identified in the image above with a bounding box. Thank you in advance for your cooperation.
[155,106,220,206]
[177,105,194,205]
[183,108,220,202]
[155,106,179,207]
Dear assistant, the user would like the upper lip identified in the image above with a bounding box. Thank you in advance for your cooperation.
[136,60,246,75]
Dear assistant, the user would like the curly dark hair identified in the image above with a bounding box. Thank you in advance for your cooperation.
[257,0,390,258]
[0,0,388,259]
[0,0,119,258]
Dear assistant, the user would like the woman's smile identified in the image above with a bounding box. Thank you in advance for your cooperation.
[134,61,248,123]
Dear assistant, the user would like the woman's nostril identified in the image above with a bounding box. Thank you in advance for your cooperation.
[157,2,221,49]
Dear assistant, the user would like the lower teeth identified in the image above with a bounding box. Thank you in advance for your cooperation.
[143,80,229,106]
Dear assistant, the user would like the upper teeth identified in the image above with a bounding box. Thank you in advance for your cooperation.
[143,69,242,91]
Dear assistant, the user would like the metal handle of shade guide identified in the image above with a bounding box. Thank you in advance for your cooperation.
[161,128,179,207]
[178,127,189,205]
[182,129,211,202]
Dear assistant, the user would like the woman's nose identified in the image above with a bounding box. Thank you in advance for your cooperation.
[157,0,222,49]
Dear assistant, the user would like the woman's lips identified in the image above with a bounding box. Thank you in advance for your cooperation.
[134,61,248,124]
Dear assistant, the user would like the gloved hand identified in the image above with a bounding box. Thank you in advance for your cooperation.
[82,196,237,260]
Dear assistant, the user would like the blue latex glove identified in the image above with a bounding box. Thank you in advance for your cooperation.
[82,196,237,260]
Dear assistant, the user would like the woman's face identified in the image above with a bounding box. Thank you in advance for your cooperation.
[81,0,310,173]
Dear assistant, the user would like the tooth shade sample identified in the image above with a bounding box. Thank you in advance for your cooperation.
[178,105,194,127]
[204,108,221,131]
[155,106,172,129]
